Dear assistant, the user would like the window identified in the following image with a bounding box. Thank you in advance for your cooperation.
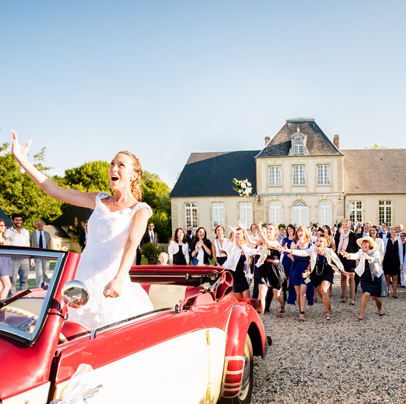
[268,166,282,186]
[291,200,308,227]
[317,165,331,185]
[349,201,362,224]
[379,201,392,227]
[239,202,253,226]
[185,203,198,228]
[318,200,332,227]
[294,141,304,154]
[292,165,306,186]
[269,201,282,225]
[212,202,225,228]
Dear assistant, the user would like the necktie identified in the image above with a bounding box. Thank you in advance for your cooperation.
[150,231,154,243]
[39,232,43,248]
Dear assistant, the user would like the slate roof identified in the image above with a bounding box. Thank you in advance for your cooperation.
[256,118,342,158]
[343,149,406,194]
[51,206,93,226]
[0,208,12,227]
[170,150,259,197]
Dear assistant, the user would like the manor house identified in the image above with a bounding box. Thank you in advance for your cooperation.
[170,118,406,240]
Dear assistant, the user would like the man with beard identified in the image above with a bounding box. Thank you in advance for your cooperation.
[4,213,30,294]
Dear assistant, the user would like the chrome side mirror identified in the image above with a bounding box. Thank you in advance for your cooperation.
[62,280,89,309]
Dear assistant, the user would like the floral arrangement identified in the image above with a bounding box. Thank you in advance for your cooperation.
[233,178,252,197]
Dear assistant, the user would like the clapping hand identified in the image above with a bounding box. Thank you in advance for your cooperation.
[103,278,123,298]
[236,220,246,230]
[11,130,32,164]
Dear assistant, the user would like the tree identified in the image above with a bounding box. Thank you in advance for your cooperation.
[363,144,388,149]
[64,161,111,192]
[0,143,64,230]
[141,171,171,242]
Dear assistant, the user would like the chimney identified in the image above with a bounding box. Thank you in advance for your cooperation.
[265,136,270,146]
[333,135,340,149]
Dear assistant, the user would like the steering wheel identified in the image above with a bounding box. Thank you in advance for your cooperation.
[0,305,37,319]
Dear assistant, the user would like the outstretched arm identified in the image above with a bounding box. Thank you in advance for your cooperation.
[11,130,97,208]
[103,207,150,297]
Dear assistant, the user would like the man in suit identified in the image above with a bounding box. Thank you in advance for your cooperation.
[357,221,371,239]
[186,225,195,255]
[142,222,158,247]
[29,220,52,287]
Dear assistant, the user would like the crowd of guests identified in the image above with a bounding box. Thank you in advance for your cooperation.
[0,213,52,299]
[158,219,405,322]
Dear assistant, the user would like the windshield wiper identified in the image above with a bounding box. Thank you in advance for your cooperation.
[0,289,32,309]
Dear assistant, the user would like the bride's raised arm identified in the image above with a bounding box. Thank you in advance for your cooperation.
[11,130,97,209]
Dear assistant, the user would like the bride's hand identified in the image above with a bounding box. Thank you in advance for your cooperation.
[103,278,123,298]
[11,130,32,164]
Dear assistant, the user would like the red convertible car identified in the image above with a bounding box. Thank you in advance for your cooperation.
[0,247,267,404]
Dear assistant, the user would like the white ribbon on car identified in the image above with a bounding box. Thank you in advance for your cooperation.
[50,364,102,403]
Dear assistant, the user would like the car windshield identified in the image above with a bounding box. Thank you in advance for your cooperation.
[0,247,65,345]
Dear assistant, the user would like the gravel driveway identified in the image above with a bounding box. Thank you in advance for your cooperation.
[252,274,406,403]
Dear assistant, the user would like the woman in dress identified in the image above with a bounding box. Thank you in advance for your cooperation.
[223,227,257,298]
[334,219,358,305]
[323,225,335,297]
[287,226,315,322]
[0,219,12,300]
[168,228,189,265]
[400,232,406,288]
[283,234,348,321]
[383,229,403,298]
[190,227,212,266]
[255,223,286,316]
[369,225,387,297]
[10,130,154,329]
[212,225,228,266]
[281,224,295,302]
[340,237,385,320]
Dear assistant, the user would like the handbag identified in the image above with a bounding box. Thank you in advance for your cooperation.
[192,256,199,265]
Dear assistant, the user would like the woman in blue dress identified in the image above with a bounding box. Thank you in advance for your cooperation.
[281,224,295,302]
[287,226,315,322]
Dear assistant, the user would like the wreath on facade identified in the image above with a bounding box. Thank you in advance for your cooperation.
[233,178,252,197]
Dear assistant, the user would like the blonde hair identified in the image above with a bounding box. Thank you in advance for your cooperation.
[236,228,247,246]
[266,223,278,241]
[158,252,168,263]
[118,150,143,201]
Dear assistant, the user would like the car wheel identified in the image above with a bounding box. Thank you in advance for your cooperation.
[218,334,253,404]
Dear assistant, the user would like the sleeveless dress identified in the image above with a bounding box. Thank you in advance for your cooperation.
[259,248,286,290]
[287,242,315,306]
[310,254,334,288]
[383,239,401,276]
[68,193,154,329]
[360,260,382,297]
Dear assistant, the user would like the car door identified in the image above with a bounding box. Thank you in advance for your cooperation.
[53,309,211,404]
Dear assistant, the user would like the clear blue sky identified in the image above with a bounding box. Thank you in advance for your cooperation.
[1,1,405,187]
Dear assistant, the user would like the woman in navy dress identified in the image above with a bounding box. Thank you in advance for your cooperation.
[383,229,403,298]
[281,224,295,302]
[341,236,384,320]
[0,219,12,300]
[282,234,348,321]
[287,226,315,322]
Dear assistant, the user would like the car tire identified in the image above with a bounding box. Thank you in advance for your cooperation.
[218,334,254,404]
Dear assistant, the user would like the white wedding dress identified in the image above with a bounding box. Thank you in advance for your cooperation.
[68,192,154,329]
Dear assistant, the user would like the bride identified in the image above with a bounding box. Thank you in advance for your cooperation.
[10,130,153,329]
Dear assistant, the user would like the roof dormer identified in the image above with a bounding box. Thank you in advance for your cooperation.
[288,127,308,156]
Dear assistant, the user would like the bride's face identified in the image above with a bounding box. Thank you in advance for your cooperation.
[109,153,137,191]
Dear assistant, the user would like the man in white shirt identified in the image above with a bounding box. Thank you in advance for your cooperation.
[29,220,51,287]
[4,213,30,294]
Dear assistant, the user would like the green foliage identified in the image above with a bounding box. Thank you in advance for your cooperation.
[141,242,162,259]
[0,143,64,230]
[68,217,85,242]
[0,145,171,237]
[141,171,171,241]
[64,160,111,192]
